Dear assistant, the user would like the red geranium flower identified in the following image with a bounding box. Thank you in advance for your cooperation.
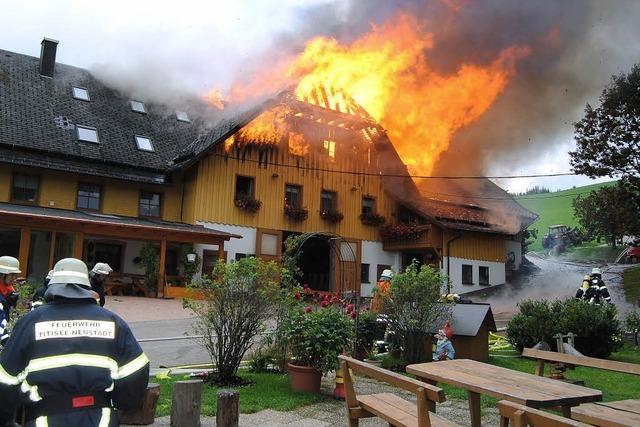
[304,306,313,313]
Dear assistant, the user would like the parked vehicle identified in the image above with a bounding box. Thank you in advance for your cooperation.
[624,239,640,264]
[542,225,583,252]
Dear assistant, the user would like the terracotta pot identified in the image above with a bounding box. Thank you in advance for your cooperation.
[288,362,322,393]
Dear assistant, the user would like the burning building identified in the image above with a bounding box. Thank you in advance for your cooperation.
[0,38,535,297]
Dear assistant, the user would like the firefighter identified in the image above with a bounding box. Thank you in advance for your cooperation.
[31,270,54,310]
[371,269,394,313]
[89,262,112,307]
[590,267,612,304]
[0,258,149,427]
[0,256,21,346]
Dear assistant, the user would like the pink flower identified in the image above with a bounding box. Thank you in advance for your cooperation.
[304,306,313,313]
[347,304,355,312]
[350,311,357,319]
[294,292,301,300]
[320,300,330,308]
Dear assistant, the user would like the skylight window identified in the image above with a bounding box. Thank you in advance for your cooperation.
[76,125,99,143]
[135,135,154,152]
[176,111,190,122]
[72,86,90,101]
[130,100,147,114]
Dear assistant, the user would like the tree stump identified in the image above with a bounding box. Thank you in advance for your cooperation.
[170,380,203,427]
[216,390,239,427]
[118,382,160,425]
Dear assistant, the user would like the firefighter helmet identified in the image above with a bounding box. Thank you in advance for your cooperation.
[0,256,21,274]
[49,258,91,288]
[591,267,602,276]
[92,262,113,275]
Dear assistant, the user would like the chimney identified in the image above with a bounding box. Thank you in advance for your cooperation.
[39,38,59,78]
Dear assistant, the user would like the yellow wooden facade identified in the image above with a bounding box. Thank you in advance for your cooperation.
[0,165,183,222]
[444,230,507,263]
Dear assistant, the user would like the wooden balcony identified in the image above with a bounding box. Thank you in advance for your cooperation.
[382,224,442,251]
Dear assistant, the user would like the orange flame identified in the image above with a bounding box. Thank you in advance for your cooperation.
[220,14,530,175]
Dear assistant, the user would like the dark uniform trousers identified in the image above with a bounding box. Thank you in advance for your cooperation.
[0,299,149,426]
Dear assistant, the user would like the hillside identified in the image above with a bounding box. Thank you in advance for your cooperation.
[516,181,617,251]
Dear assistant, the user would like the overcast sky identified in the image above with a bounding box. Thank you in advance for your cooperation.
[1,0,631,193]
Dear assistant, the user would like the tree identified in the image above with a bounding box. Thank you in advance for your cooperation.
[570,64,640,187]
[572,184,640,247]
[186,256,280,385]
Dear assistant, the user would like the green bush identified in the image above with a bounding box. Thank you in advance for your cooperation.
[625,311,640,332]
[355,309,385,359]
[507,298,621,358]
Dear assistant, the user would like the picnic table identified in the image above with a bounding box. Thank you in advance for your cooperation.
[571,399,640,427]
[406,359,602,427]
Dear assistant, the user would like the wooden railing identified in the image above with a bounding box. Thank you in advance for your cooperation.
[382,224,441,251]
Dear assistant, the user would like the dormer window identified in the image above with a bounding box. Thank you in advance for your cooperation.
[176,111,190,122]
[130,100,147,114]
[72,86,90,101]
[76,125,99,143]
[135,135,154,152]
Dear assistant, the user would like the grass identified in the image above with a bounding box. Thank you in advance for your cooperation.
[154,371,326,417]
[516,181,617,251]
[557,245,623,263]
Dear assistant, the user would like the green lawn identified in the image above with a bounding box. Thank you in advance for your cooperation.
[155,371,325,417]
[155,343,640,415]
[516,181,617,251]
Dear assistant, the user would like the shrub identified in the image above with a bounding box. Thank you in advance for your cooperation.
[355,309,385,359]
[138,242,159,292]
[625,311,640,332]
[507,298,621,358]
[380,263,451,364]
[186,256,279,384]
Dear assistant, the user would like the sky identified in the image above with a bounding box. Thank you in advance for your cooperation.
[1,0,633,193]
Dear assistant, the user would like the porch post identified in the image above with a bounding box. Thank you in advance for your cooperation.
[158,238,167,298]
[217,240,225,260]
[18,226,31,275]
[48,231,57,270]
[73,232,84,259]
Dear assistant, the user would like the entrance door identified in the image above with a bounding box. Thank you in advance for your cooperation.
[202,249,224,277]
[332,239,361,294]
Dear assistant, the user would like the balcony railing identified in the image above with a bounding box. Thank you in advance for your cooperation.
[381,224,442,251]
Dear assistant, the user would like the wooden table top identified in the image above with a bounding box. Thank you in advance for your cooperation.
[406,359,603,408]
[572,399,640,427]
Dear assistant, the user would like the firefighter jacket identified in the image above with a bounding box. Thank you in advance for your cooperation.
[0,289,15,345]
[0,297,149,427]
[590,277,612,304]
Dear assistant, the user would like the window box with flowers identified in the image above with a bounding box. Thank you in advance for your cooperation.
[234,196,262,213]
[379,223,422,241]
[284,204,308,222]
[320,209,344,223]
[359,212,386,226]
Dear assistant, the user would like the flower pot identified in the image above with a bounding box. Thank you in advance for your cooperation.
[288,362,322,393]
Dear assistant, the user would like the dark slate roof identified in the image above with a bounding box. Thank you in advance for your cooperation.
[0,48,218,183]
[0,202,239,239]
[428,303,497,337]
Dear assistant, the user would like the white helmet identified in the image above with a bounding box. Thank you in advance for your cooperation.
[45,270,54,280]
[591,267,602,275]
[49,258,91,288]
[92,262,113,275]
[381,269,394,280]
[0,256,21,274]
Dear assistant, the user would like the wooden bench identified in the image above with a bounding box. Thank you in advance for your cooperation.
[522,348,640,377]
[498,400,591,427]
[571,400,640,427]
[339,355,460,427]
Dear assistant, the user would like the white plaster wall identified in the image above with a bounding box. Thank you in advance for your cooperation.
[122,240,145,275]
[360,240,401,297]
[506,240,522,270]
[198,222,256,262]
[443,256,506,294]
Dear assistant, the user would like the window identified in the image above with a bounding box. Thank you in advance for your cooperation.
[479,266,490,285]
[176,111,190,122]
[71,86,90,101]
[139,192,161,217]
[462,264,473,285]
[362,197,375,215]
[320,190,337,212]
[77,183,101,211]
[235,253,250,261]
[135,135,154,152]
[285,184,302,208]
[235,176,254,200]
[130,100,147,114]
[76,125,99,143]
[361,263,370,283]
[11,174,39,202]
[323,140,336,158]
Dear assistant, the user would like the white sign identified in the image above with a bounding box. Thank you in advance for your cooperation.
[34,320,115,340]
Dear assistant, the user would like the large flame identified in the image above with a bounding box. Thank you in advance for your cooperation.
[214,14,530,175]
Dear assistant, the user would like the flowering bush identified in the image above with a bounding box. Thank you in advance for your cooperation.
[320,209,344,223]
[284,204,309,221]
[281,285,354,374]
[359,212,386,226]
[379,224,422,241]
[234,196,262,213]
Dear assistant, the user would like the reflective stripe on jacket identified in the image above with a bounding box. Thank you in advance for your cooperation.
[0,298,149,427]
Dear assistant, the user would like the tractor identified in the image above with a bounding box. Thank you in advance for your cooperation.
[542,225,583,252]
